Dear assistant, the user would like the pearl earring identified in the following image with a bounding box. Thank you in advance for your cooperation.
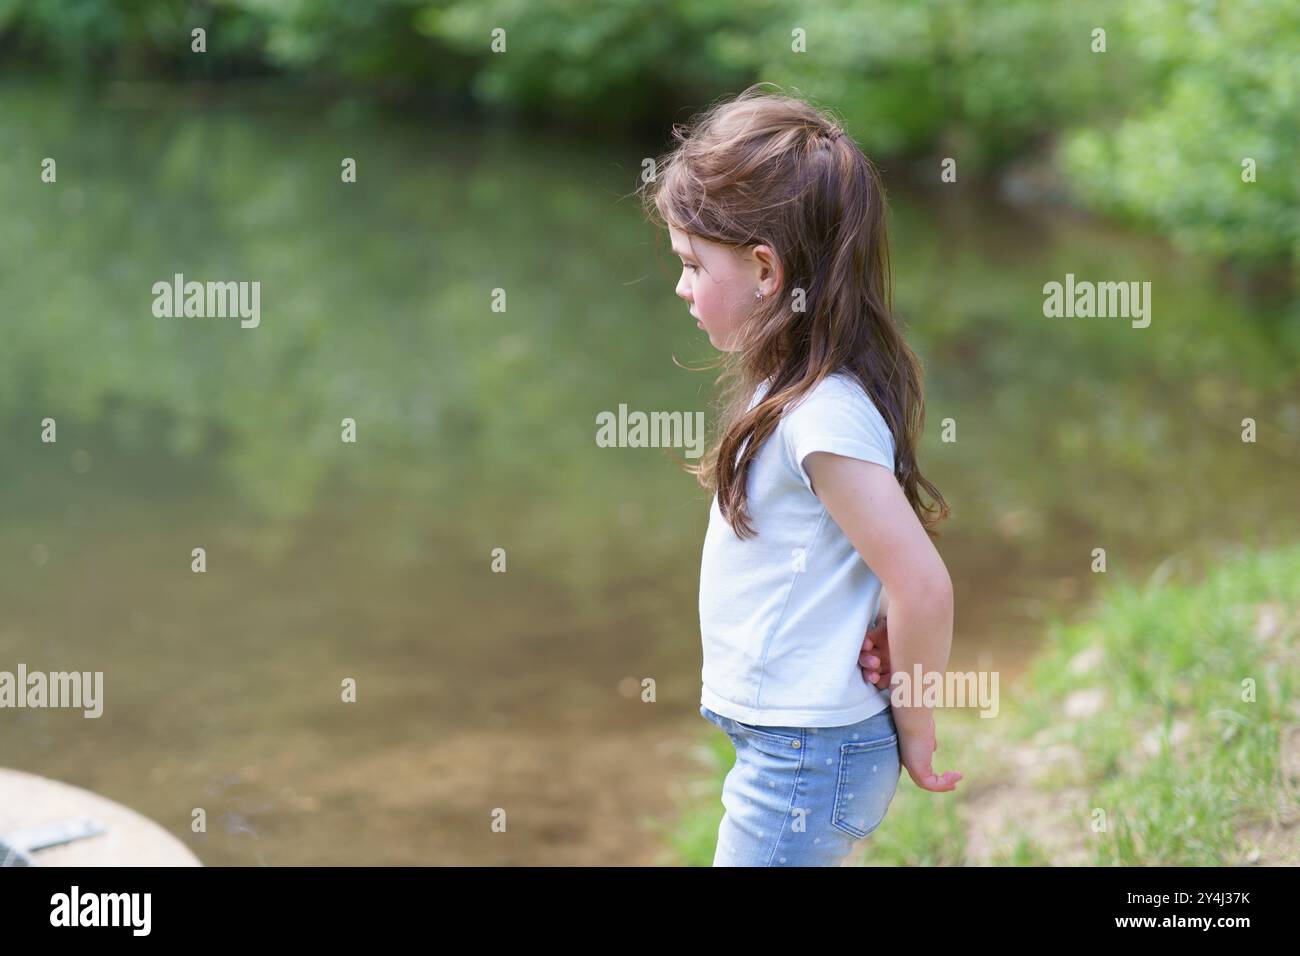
[754,289,765,300]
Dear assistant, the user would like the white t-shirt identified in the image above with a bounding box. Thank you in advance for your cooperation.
[699,370,896,727]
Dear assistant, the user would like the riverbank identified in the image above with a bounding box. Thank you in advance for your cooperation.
[671,541,1300,866]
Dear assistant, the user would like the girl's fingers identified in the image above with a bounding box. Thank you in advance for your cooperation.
[915,769,961,792]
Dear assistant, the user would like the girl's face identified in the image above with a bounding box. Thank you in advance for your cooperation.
[668,225,781,352]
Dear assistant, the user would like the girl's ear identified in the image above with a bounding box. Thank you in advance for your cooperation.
[750,243,783,294]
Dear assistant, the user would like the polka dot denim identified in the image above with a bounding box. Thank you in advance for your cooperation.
[700,703,901,866]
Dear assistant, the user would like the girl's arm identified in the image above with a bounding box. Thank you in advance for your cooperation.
[804,451,962,792]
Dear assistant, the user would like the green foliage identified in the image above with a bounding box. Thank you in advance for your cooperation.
[1,0,1295,265]
[1060,0,1300,265]
[414,0,754,127]
[0,0,269,76]
[742,0,1138,169]
[1016,543,1300,865]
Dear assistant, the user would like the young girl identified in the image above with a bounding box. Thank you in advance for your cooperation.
[641,85,961,866]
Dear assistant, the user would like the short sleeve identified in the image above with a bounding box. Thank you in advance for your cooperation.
[779,375,896,494]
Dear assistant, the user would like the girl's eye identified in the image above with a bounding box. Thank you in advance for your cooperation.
[683,262,698,272]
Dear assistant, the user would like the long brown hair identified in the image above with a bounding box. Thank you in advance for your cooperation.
[639,83,949,539]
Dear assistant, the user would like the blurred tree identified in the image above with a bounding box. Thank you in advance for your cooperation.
[1061,0,1300,267]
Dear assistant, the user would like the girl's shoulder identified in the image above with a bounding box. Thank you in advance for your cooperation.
[754,369,866,402]
[820,368,869,397]
[788,369,876,415]
[748,370,878,423]
[786,371,893,444]
[770,369,896,481]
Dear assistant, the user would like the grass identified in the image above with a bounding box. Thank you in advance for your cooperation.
[666,541,1300,865]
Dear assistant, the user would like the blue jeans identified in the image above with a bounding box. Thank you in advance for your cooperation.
[700,703,901,866]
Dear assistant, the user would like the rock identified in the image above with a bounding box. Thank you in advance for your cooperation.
[1063,688,1106,719]
[0,768,200,866]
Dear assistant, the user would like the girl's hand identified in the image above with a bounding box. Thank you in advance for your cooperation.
[859,615,892,690]
[897,711,963,793]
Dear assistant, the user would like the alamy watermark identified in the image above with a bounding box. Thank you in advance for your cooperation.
[888,665,1000,718]
[152,273,260,328]
[50,886,150,935]
[0,664,103,718]
[1042,273,1151,328]
[595,404,705,458]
